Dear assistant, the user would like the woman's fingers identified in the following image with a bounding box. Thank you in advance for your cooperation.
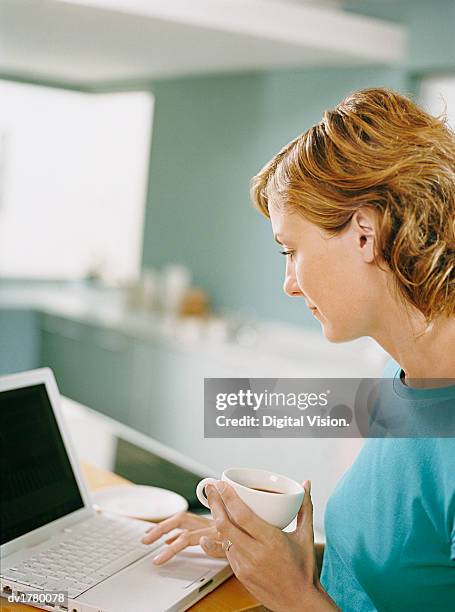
[164,525,217,546]
[214,481,275,541]
[141,512,185,544]
[141,511,210,545]
[200,535,227,559]
[296,480,314,543]
[206,485,254,550]
[294,480,319,584]
[152,528,211,565]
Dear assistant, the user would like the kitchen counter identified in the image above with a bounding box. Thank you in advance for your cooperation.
[0,281,388,377]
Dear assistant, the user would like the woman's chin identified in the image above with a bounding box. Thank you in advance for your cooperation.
[321,320,357,344]
[311,310,353,343]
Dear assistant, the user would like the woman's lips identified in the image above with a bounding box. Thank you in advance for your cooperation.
[306,302,320,317]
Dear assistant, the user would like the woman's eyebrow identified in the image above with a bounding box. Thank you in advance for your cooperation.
[274,234,283,245]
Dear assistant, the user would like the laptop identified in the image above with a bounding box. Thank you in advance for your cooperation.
[57,394,219,515]
[0,368,232,612]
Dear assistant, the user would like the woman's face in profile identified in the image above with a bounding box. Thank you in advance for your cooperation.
[268,201,383,343]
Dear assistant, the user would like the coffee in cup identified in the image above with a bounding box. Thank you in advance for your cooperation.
[196,467,304,529]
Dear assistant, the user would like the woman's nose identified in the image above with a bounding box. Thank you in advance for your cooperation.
[283,271,303,297]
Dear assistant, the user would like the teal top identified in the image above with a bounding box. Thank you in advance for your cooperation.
[320,360,455,611]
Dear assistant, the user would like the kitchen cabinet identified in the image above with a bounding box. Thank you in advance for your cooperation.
[40,314,86,401]
[131,339,246,450]
[40,314,135,425]
[39,313,233,437]
[0,309,40,375]
[131,341,203,445]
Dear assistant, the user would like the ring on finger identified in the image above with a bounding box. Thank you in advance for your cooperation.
[222,539,233,552]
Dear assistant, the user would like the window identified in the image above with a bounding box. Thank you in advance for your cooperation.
[0,81,153,282]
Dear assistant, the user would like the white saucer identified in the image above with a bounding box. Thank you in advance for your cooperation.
[92,484,188,521]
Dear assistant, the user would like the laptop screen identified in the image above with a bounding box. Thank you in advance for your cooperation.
[0,383,84,545]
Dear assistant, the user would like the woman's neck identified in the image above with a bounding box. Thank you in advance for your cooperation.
[372,309,455,388]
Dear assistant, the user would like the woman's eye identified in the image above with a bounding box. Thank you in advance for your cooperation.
[280,250,294,259]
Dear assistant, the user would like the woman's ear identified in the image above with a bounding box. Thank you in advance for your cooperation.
[351,208,377,264]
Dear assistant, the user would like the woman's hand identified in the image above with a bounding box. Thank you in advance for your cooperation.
[141,511,226,565]
[205,480,338,612]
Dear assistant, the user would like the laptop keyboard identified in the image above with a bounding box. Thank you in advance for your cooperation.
[2,514,161,600]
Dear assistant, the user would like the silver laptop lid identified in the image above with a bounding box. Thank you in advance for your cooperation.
[0,368,94,559]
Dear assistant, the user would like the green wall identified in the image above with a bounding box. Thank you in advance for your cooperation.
[141,0,454,326]
[407,0,455,74]
[142,67,408,326]
[345,0,455,74]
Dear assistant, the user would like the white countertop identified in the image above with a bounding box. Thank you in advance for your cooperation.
[0,282,389,377]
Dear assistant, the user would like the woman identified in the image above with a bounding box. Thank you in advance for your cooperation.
[142,88,455,611]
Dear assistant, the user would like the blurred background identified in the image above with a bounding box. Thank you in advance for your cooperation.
[0,0,454,532]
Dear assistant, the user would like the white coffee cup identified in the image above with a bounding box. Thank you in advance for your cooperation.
[196,467,304,529]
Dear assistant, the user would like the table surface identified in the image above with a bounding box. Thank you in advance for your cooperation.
[1,462,263,612]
